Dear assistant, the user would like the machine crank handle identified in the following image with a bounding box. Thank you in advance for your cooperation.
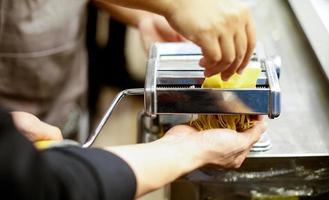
[83,88,144,148]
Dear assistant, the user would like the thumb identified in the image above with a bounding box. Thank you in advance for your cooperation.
[11,112,63,142]
[35,120,63,141]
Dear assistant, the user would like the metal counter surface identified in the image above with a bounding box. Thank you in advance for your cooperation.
[248,0,329,157]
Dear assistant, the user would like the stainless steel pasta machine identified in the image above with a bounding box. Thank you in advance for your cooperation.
[83,42,281,148]
[144,42,280,118]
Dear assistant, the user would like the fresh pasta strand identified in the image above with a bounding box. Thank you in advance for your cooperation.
[190,114,254,132]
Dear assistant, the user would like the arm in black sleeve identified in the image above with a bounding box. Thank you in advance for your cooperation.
[0,110,136,200]
[42,147,136,200]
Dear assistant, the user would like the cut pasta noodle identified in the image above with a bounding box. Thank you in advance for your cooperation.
[191,114,255,132]
[190,66,261,131]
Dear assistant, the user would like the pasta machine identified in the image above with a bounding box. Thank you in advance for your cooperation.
[83,42,281,148]
[144,42,281,118]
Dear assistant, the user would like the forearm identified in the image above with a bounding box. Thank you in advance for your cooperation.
[105,138,202,198]
[92,1,148,27]
[92,0,173,17]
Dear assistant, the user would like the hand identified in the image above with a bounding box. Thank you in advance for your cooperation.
[137,13,185,51]
[11,112,63,142]
[164,0,256,80]
[106,117,265,197]
[91,2,184,51]
[163,120,266,169]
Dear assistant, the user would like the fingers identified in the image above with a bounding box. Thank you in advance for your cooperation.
[195,5,255,79]
[221,30,247,80]
[198,35,222,71]
[195,125,265,169]
[218,35,236,79]
[11,111,63,142]
[214,146,250,169]
[237,21,256,74]
[222,138,254,169]
[242,120,267,144]
[162,0,255,79]
[200,28,253,79]
[203,35,236,77]
[37,121,63,141]
[215,143,252,169]
[231,147,251,168]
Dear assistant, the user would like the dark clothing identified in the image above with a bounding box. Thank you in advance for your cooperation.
[0,110,136,200]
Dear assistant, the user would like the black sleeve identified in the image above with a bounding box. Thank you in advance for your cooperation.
[0,110,136,200]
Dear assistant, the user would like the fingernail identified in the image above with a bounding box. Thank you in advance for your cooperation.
[221,72,232,81]
[237,69,244,75]
[221,75,229,81]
